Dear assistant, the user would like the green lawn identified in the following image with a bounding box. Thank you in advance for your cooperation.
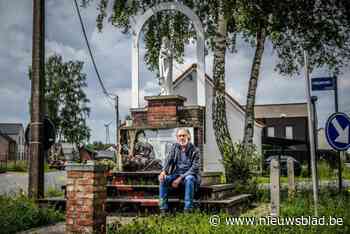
[108,191,350,234]
[5,160,59,173]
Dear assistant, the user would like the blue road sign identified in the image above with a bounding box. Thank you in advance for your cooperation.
[311,77,335,91]
[325,112,350,151]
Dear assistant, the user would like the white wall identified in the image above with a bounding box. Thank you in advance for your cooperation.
[173,70,263,172]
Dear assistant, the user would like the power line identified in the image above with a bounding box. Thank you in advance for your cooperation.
[73,0,110,97]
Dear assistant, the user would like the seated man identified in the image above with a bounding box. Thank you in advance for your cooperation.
[159,128,201,213]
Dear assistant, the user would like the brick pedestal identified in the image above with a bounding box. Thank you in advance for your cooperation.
[66,161,107,234]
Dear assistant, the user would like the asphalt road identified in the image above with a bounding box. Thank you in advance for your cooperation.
[0,171,66,195]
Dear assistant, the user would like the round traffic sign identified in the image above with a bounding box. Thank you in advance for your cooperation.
[325,112,350,151]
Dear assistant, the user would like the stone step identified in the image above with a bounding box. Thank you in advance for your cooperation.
[38,194,251,215]
[106,183,236,200]
[61,183,236,200]
[107,171,222,186]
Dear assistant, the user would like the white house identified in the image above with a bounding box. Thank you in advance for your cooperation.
[172,64,264,171]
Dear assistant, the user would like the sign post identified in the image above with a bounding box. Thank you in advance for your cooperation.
[312,75,343,192]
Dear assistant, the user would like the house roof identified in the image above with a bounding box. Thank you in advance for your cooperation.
[0,132,16,143]
[172,64,264,127]
[173,64,245,113]
[0,123,23,135]
[254,103,308,118]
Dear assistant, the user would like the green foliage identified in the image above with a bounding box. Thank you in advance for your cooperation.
[96,159,117,171]
[317,159,335,180]
[300,164,309,178]
[29,54,91,146]
[0,195,64,233]
[45,187,64,197]
[109,192,350,234]
[88,0,237,73]
[222,142,260,189]
[6,160,28,172]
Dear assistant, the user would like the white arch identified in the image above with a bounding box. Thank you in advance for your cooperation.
[130,2,205,108]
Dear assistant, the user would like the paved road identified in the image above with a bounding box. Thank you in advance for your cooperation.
[0,171,66,195]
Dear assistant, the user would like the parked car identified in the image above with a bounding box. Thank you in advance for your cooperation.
[264,155,301,176]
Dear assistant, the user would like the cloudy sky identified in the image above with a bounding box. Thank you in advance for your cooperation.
[1,1,349,143]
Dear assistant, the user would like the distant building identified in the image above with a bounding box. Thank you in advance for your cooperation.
[254,103,309,150]
[59,143,78,161]
[0,123,26,160]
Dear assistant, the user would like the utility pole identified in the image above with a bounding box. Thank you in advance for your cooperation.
[29,0,45,199]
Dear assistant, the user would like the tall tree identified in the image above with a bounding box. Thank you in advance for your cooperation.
[239,0,350,148]
[89,0,238,158]
[29,54,91,146]
[212,0,235,159]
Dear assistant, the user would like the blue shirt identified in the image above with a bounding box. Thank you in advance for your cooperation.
[174,151,192,176]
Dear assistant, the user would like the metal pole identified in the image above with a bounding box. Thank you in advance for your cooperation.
[303,50,318,216]
[334,76,342,192]
[311,96,319,189]
[29,0,45,199]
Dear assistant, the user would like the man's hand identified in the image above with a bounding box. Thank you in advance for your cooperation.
[171,176,182,188]
[159,171,166,183]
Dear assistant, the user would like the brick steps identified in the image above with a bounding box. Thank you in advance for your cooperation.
[45,171,251,215]
[107,171,222,186]
[39,194,252,215]
[106,183,236,200]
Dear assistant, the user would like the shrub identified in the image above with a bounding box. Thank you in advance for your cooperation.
[222,142,260,193]
[0,195,64,233]
[45,186,64,197]
[317,159,335,180]
[6,160,28,172]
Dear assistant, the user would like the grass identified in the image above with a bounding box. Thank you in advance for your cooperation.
[0,194,64,233]
[108,191,350,234]
[45,186,64,197]
[257,161,350,184]
[5,160,59,173]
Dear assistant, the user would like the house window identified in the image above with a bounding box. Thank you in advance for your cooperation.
[267,127,275,137]
[285,126,293,139]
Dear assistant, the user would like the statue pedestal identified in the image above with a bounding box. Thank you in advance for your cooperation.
[119,95,205,171]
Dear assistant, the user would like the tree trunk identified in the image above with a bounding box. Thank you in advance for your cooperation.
[243,23,266,149]
[212,6,235,159]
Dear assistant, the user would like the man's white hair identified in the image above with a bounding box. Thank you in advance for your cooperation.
[176,128,191,141]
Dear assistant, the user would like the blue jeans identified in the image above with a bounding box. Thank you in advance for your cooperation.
[159,174,198,210]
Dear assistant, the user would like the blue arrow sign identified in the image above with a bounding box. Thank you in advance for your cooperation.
[325,112,350,151]
[311,77,335,91]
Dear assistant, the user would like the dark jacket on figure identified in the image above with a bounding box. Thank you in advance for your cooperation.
[162,142,201,184]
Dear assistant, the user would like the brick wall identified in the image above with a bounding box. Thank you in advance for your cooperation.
[66,162,107,234]
[125,95,206,171]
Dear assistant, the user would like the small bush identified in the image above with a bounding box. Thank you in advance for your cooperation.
[222,142,260,194]
[6,160,28,172]
[318,159,335,180]
[45,187,64,197]
[0,195,64,233]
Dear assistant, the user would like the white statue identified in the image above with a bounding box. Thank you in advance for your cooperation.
[158,37,173,95]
